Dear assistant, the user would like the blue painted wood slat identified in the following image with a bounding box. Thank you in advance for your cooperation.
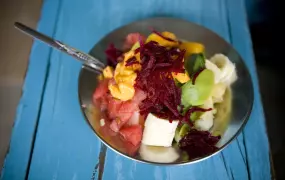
[1,0,61,179]
[1,0,271,180]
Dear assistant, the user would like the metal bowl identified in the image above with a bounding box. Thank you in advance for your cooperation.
[78,17,253,165]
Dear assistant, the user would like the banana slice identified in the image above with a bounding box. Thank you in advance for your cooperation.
[211,83,227,103]
[205,60,222,83]
[194,111,214,131]
[139,144,179,163]
[194,98,214,131]
[210,54,237,85]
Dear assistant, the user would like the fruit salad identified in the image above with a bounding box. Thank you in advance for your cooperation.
[92,30,237,163]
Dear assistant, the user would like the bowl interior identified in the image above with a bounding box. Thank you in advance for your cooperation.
[78,17,253,165]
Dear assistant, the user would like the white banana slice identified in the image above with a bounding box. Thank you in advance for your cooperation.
[211,83,227,103]
[194,98,214,131]
[205,60,222,83]
[202,97,214,109]
[128,111,140,125]
[142,113,179,147]
[194,111,214,131]
[210,54,237,85]
[139,144,179,163]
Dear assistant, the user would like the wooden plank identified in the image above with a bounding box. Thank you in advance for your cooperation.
[24,0,271,179]
[226,0,271,179]
[26,0,109,179]
[0,0,61,179]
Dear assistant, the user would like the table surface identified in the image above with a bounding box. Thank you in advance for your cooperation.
[1,0,271,179]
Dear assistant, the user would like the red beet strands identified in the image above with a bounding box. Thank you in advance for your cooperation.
[105,43,123,67]
[125,56,139,66]
[179,129,221,159]
[134,41,185,121]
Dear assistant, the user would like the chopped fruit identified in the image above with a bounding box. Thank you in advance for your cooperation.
[172,72,190,83]
[97,74,104,81]
[124,141,140,156]
[210,54,237,85]
[107,97,122,119]
[139,145,179,163]
[179,42,204,58]
[93,79,109,99]
[146,31,178,47]
[119,125,143,146]
[108,83,135,101]
[123,33,145,50]
[119,101,138,113]
[132,89,147,104]
[110,116,130,132]
[100,119,105,127]
[128,111,140,125]
[181,69,214,107]
[103,66,114,79]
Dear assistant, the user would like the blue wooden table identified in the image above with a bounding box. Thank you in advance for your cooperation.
[1,0,271,179]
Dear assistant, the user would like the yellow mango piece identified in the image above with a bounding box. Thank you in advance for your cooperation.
[103,66,114,79]
[108,84,121,100]
[97,74,104,81]
[146,31,178,47]
[120,68,134,76]
[131,42,140,50]
[161,31,177,40]
[123,50,135,62]
[131,63,141,71]
[115,73,137,85]
[172,72,190,83]
[134,53,141,62]
[179,42,204,58]
[114,62,133,76]
[108,83,135,101]
[123,53,141,71]
[118,83,135,98]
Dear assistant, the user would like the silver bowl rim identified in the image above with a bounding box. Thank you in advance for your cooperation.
[78,17,254,166]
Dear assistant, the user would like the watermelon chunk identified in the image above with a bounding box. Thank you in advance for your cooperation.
[128,111,140,125]
[110,112,133,132]
[119,125,143,146]
[93,79,109,100]
[132,89,147,105]
[123,33,146,50]
[107,98,122,119]
[119,101,138,113]
[124,141,140,156]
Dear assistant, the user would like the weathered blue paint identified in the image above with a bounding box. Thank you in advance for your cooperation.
[1,0,271,180]
[0,0,61,179]
[226,1,270,178]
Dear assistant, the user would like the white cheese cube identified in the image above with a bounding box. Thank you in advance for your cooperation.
[142,113,179,147]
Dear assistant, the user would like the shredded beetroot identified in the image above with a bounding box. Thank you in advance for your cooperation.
[134,40,186,121]
[125,56,139,66]
[192,68,205,85]
[105,43,123,67]
[179,129,221,159]
[152,29,177,42]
